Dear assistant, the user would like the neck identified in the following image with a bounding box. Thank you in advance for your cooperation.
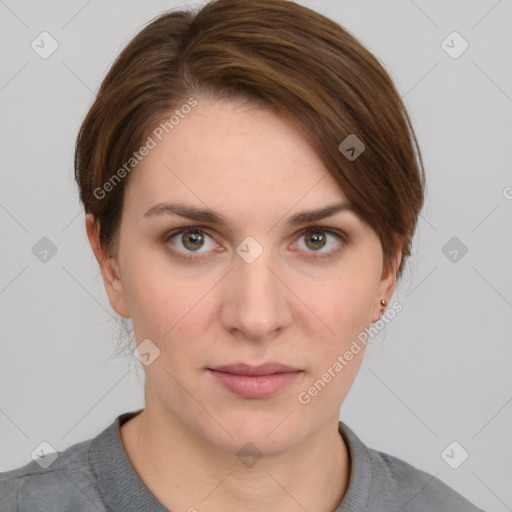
[120,400,350,512]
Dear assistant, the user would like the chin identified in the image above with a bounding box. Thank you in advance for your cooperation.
[195,408,306,458]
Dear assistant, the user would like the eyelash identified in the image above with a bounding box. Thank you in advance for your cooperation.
[162,226,349,261]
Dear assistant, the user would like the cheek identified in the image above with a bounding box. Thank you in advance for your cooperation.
[295,266,378,336]
[121,248,218,351]
[127,275,199,338]
[293,271,379,411]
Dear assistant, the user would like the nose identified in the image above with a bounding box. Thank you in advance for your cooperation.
[220,247,293,341]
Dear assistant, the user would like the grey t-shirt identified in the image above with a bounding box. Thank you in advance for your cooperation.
[0,409,484,511]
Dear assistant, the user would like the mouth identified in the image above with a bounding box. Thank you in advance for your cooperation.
[207,362,304,399]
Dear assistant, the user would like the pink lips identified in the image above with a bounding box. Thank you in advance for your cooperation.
[208,362,303,399]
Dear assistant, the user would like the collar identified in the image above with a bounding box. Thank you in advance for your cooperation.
[88,410,373,511]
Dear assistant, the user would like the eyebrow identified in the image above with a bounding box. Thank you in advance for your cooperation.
[143,201,354,227]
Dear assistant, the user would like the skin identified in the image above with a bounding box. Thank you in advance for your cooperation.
[86,95,402,512]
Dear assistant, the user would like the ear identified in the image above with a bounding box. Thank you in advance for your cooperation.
[85,213,131,318]
[371,235,403,323]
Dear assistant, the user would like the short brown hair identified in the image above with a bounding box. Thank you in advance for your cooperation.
[74,0,425,279]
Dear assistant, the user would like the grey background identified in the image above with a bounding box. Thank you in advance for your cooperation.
[1,1,511,510]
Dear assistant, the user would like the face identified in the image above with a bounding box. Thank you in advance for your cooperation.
[90,96,400,456]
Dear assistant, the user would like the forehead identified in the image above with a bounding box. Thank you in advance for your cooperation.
[124,97,347,219]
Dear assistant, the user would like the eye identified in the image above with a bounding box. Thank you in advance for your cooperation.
[164,227,221,258]
[162,225,348,261]
[293,226,347,259]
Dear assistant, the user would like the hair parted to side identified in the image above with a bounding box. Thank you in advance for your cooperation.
[75,0,425,280]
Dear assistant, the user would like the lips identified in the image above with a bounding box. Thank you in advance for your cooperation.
[207,362,303,399]
[209,362,301,376]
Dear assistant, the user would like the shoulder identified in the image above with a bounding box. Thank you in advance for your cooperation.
[366,445,484,511]
[338,422,484,512]
[0,436,106,512]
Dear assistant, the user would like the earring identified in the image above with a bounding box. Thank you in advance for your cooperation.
[380,299,387,307]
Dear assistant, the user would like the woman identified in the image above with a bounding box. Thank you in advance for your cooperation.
[0,0,484,510]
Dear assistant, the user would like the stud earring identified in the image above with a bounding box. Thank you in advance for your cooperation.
[380,299,387,307]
